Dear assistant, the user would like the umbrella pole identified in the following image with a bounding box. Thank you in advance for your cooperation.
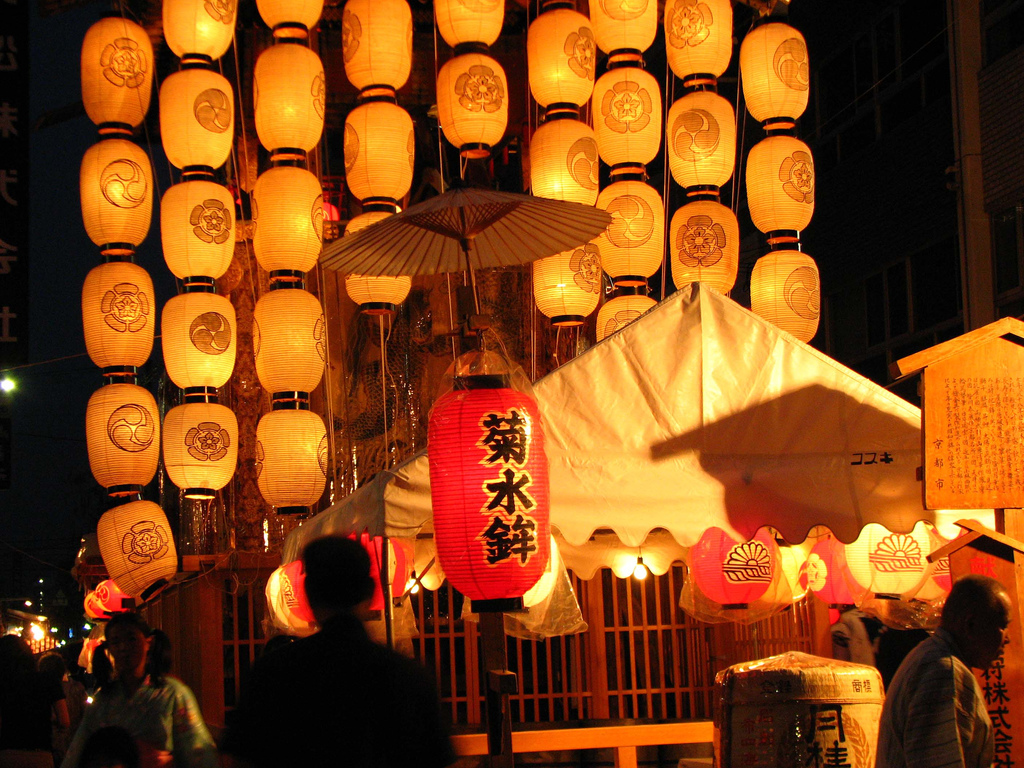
[460,237,481,316]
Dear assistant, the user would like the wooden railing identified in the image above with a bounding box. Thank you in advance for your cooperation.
[451,720,715,768]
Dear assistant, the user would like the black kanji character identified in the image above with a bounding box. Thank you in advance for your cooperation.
[481,513,537,564]
[485,468,534,514]
[480,410,528,465]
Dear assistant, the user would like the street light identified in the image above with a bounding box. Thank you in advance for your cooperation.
[0,377,14,393]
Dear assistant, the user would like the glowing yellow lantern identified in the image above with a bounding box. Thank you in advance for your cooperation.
[533,245,601,325]
[342,0,413,91]
[344,100,414,203]
[159,67,234,171]
[746,134,814,234]
[80,137,153,254]
[160,180,235,280]
[256,408,328,513]
[82,260,155,370]
[163,0,236,60]
[81,17,154,128]
[253,42,325,153]
[669,198,738,294]
[434,0,503,47]
[86,382,160,493]
[667,89,735,191]
[253,286,326,394]
[344,275,412,314]
[664,0,732,80]
[162,400,238,498]
[530,117,599,205]
[97,500,178,599]
[588,0,656,55]
[252,165,323,273]
[593,64,661,166]
[739,22,809,123]
[255,0,323,35]
[596,293,655,341]
[527,9,596,108]
[750,249,820,343]
[436,52,508,158]
[845,522,933,599]
[594,179,663,285]
[161,288,237,389]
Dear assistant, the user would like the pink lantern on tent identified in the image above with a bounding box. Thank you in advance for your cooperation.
[349,531,410,611]
[801,534,862,606]
[691,527,777,607]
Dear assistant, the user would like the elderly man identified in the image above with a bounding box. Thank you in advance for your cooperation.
[877,573,1012,768]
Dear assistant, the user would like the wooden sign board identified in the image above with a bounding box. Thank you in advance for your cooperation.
[948,538,1024,768]
[922,335,1024,509]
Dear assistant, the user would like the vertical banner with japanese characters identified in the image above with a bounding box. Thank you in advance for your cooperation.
[0,0,27,369]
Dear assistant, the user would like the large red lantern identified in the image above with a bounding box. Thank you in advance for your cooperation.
[691,527,778,607]
[800,534,863,606]
[428,372,551,608]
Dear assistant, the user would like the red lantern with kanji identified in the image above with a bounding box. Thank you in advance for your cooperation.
[691,527,778,607]
[428,376,551,607]
[800,534,863,606]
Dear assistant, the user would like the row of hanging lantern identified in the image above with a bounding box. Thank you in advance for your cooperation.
[80,16,178,600]
[250,0,329,515]
[340,0,414,314]
[159,0,239,502]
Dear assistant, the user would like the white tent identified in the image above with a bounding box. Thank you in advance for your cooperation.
[283,284,986,570]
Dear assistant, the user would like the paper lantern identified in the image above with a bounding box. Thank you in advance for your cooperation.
[86,382,160,493]
[527,9,596,109]
[588,0,656,55]
[161,290,236,389]
[356,531,410,611]
[256,0,323,35]
[434,0,503,47]
[666,89,735,190]
[253,42,325,153]
[342,0,413,91]
[251,165,323,273]
[533,245,601,325]
[82,260,155,369]
[97,499,177,599]
[160,180,235,280]
[669,198,738,294]
[80,138,153,253]
[594,66,662,166]
[596,293,655,341]
[344,275,412,314]
[845,522,932,598]
[691,527,777,607]
[740,22,809,123]
[163,0,236,60]
[594,180,663,284]
[800,535,861,606]
[344,101,414,203]
[266,560,316,634]
[911,528,952,602]
[746,135,814,234]
[778,541,810,602]
[530,118,599,205]
[93,579,132,614]
[84,591,111,620]
[750,249,820,343]
[436,52,508,158]
[163,401,238,498]
[81,17,154,128]
[256,408,328,513]
[159,67,234,171]
[253,286,326,393]
[428,381,551,603]
[664,0,732,80]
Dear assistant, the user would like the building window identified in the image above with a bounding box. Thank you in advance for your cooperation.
[993,203,1024,319]
[984,0,1024,65]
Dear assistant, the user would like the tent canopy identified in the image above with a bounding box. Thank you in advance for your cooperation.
[284,285,983,565]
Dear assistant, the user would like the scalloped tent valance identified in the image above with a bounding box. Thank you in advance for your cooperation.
[283,284,989,570]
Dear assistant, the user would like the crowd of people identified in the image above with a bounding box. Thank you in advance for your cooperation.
[0,537,1013,768]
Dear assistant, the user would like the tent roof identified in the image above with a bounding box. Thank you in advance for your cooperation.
[284,285,984,564]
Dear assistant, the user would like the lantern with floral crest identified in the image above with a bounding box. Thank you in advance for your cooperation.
[800,534,863,606]
[664,0,732,80]
[82,260,155,371]
[844,522,933,599]
[527,6,596,110]
[596,293,655,341]
[163,0,237,60]
[97,500,178,599]
[691,527,778,607]
[160,180,235,280]
[533,245,602,326]
[436,52,509,158]
[163,399,238,499]
[81,17,154,129]
[669,197,738,293]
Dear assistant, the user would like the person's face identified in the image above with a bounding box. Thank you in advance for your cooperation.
[105,624,150,680]
[966,590,1013,670]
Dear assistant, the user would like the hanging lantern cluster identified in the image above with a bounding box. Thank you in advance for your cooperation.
[159,0,240,501]
[251,0,327,516]
[528,0,601,326]
[341,0,414,315]
[740,21,819,343]
[80,16,159,508]
[664,0,737,295]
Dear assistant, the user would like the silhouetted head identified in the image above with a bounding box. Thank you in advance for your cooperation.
[80,725,140,768]
[39,650,69,682]
[301,536,375,621]
[940,573,1012,670]
[0,634,34,677]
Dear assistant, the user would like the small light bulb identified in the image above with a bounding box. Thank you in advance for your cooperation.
[0,378,15,393]
[633,558,648,580]
[23,600,31,607]
[410,582,421,595]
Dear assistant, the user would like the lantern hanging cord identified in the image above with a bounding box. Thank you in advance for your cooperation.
[660,62,675,302]
[379,315,390,470]
[432,13,447,193]
[0,538,76,576]
[229,26,261,312]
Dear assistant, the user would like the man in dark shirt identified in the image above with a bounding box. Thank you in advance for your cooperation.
[223,536,456,768]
